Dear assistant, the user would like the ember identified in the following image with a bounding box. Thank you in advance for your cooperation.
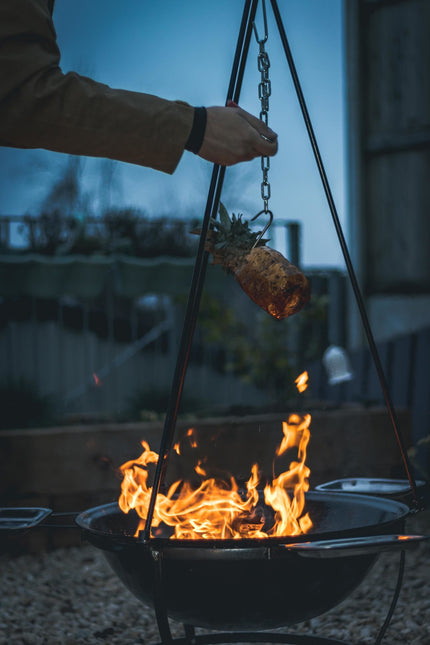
[119,372,312,539]
[92,372,102,387]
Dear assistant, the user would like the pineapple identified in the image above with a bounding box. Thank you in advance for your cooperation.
[203,204,311,320]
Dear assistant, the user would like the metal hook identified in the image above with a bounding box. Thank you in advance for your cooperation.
[251,209,273,248]
[252,0,268,44]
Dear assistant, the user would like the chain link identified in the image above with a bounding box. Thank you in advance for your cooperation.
[256,33,271,213]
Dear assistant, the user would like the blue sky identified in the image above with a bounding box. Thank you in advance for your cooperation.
[0,0,347,267]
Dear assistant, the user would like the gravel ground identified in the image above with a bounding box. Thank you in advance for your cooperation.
[1,512,429,645]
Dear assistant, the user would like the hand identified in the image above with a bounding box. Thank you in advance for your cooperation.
[197,104,278,166]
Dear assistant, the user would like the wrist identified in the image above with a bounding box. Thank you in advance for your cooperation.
[185,107,207,153]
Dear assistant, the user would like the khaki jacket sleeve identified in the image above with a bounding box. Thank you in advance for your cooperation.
[0,0,194,174]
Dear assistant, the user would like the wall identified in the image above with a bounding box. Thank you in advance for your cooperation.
[344,0,430,344]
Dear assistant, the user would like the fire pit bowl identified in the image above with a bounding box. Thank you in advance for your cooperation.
[76,491,413,630]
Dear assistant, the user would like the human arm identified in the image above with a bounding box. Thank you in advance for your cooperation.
[0,0,194,173]
[0,0,278,173]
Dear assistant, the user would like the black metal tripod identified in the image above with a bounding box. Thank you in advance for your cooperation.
[143,1,414,643]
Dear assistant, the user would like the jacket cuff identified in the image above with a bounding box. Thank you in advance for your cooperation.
[184,107,207,154]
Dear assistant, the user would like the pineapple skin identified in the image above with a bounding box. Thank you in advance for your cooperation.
[201,205,311,319]
[233,246,311,320]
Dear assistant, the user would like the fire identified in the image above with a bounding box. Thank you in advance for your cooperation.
[186,427,198,448]
[295,371,308,393]
[119,372,312,539]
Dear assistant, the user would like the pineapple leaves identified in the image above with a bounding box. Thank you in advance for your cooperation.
[219,202,231,231]
[207,202,269,250]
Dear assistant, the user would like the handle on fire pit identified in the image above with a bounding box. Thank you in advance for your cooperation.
[315,478,429,510]
[0,508,81,534]
[283,534,429,559]
[0,507,52,533]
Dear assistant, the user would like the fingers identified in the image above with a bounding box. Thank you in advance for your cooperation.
[239,109,277,147]
[227,101,278,157]
[242,110,277,141]
[253,129,278,157]
[197,105,278,167]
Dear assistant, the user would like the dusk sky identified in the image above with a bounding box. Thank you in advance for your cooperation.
[0,0,347,267]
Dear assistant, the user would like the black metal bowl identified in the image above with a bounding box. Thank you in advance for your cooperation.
[76,491,410,630]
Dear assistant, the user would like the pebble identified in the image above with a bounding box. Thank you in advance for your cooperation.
[1,512,429,644]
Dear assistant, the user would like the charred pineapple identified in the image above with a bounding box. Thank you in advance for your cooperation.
[203,204,311,320]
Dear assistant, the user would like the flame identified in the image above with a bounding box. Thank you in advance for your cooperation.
[295,371,308,393]
[119,373,312,540]
[187,427,198,448]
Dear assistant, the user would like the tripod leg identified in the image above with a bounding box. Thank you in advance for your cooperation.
[374,550,406,645]
[142,0,258,541]
[269,0,418,503]
[152,551,173,644]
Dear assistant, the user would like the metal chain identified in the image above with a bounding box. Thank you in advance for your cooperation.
[253,0,271,214]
